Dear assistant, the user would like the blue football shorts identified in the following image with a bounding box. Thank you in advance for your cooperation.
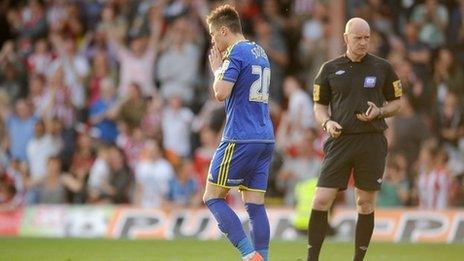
[207,142,274,192]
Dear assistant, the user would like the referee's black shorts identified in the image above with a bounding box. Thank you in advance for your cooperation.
[317,132,387,191]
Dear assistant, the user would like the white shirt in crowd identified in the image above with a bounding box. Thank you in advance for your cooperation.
[117,47,156,97]
[157,43,200,103]
[135,159,174,208]
[88,158,110,193]
[27,134,62,182]
[288,89,315,129]
[162,107,194,157]
[50,55,90,109]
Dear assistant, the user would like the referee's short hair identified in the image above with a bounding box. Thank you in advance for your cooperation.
[207,4,242,34]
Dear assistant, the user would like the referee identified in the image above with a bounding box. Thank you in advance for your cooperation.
[307,18,402,261]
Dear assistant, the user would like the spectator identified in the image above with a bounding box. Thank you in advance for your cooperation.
[279,76,315,143]
[434,48,464,102]
[54,2,84,39]
[38,156,66,204]
[6,99,38,161]
[26,38,52,76]
[42,66,75,128]
[105,146,132,204]
[80,26,117,67]
[388,95,430,175]
[16,0,48,54]
[435,92,464,148]
[49,117,75,169]
[115,82,147,131]
[87,143,111,203]
[276,129,322,205]
[404,22,431,84]
[62,129,93,204]
[46,0,68,34]
[0,119,8,172]
[158,17,200,104]
[377,155,409,207]
[87,49,115,106]
[161,95,194,158]
[393,58,429,113]
[109,14,161,97]
[97,3,127,38]
[416,142,452,210]
[298,1,329,84]
[119,127,146,171]
[411,0,449,49]
[0,183,22,211]
[0,41,26,103]
[68,132,94,190]
[49,36,90,111]
[141,96,163,140]
[89,78,118,143]
[4,159,27,196]
[449,172,464,207]
[26,120,62,203]
[134,140,174,208]
[27,74,48,116]
[167,159,201,207]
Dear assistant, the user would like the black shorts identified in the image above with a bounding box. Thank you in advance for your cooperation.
[317,132,387,191]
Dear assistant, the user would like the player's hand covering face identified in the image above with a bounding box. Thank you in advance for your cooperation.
[209,45,223,73]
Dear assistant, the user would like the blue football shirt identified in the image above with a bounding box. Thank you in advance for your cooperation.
[217,40,275,143]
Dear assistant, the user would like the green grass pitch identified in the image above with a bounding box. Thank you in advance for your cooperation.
[0,238,463,260]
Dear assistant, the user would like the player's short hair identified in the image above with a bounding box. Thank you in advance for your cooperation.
[206,4,242,34]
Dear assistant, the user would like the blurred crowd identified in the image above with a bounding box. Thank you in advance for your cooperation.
[0,0,463,211]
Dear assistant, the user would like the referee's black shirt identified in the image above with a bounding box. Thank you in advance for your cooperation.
[313,53,402,134]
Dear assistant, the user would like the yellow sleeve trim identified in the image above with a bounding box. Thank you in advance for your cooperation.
[313,84,320,101]
[393,80,402,97]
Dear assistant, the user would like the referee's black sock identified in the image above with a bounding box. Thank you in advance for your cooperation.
[354,212,374,261]
[307,209,328,261]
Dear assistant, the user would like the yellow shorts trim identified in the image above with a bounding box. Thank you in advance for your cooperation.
[238,185,266,193]
[206,182,266,193]
[207,181,233,189]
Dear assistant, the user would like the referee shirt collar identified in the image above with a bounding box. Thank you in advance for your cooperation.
[342,53,370,63]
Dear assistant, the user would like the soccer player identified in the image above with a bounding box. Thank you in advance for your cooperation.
[203,5,275,261]
[307,18,402,261]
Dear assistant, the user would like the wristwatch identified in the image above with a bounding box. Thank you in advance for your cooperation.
[322,119,330,131]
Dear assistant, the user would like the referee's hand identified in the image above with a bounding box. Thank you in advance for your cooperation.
[326,121,343,138]
[356,101,380,122]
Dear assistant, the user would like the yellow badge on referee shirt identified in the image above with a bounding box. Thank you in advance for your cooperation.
[313,84,320,101]
[393,80,402,97]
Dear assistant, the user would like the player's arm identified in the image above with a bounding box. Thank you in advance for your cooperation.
[209,45,239,101]
[313,63,342,138]
[212,76,234,101]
